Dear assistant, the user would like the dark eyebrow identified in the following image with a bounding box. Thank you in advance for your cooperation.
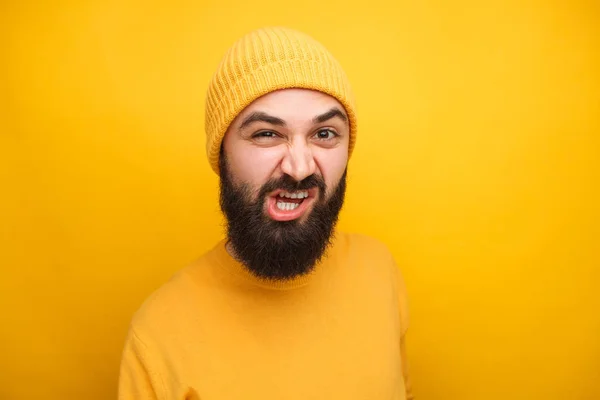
[239,112,286,130]
[313,107,348,125]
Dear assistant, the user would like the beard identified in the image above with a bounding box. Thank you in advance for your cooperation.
[219,152,347,281]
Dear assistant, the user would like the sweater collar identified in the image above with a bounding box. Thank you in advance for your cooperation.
[211,232,342,290]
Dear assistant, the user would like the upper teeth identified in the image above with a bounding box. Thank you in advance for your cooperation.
[278,190,308,199]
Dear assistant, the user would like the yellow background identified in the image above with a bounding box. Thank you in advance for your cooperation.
[1,0,599,399]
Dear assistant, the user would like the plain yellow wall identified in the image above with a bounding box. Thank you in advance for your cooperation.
[1,0,599,398]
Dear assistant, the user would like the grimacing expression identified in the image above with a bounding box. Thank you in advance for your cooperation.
[219,89,351,280]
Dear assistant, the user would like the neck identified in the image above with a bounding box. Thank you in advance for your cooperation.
[218,238,325,290]
[223,237,324,283]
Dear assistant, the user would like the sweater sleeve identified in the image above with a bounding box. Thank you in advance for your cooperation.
[393,256,414,400]
[118,327,164,400]
[400,332,414,400]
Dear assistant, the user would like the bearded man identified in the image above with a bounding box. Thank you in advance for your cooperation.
[119,26,413,400]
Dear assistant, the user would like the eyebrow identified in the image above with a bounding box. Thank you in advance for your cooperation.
[313,107,348,125]
[239,112,286,130]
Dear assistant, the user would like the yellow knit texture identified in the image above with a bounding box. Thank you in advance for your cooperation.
[204,26,357,174]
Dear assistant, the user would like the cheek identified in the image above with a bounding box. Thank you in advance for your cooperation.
[228,146,284,194]
[314,148,348,195]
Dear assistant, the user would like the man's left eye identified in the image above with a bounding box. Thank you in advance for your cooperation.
[314,129,337,140]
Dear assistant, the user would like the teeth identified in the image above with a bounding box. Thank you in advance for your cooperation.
[277,190,309,199]
[276,202,300,211]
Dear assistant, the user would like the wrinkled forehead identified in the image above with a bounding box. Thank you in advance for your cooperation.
[229,88,349,131]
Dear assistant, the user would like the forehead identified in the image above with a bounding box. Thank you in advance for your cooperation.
[236,88,346,123]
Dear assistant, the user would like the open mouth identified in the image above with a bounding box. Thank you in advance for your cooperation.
[266,188,318,221]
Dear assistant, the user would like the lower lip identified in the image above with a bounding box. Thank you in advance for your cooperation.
[266,196,314,221]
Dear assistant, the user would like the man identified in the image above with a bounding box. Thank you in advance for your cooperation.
[118,26,413,400]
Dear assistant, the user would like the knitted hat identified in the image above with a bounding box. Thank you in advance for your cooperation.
[204,26,357,174]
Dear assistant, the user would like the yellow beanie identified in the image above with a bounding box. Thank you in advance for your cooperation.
[204,26,357,174]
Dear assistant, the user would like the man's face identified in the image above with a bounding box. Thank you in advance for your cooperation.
[219,88,350,280]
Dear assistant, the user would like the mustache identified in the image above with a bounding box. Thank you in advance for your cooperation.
[258,174,327,199]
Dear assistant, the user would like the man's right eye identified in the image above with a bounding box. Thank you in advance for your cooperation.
[252,131,277,139]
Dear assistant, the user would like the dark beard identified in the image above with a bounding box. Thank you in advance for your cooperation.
[219,152,346,281]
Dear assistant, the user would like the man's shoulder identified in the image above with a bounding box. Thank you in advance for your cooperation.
[339,231,408,308]
[130,270,189,324]
[128,245,221,336]
[339,231,393,256]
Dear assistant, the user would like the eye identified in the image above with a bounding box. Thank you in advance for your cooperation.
[252,130,278,139]
[314,129,338,140]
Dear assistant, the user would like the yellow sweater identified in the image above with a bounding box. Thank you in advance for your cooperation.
[118,231,413,399]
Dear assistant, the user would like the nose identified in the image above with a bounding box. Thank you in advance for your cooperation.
[280,140,317,182]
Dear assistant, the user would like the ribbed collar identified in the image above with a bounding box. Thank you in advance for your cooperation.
[210,232,343,290]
